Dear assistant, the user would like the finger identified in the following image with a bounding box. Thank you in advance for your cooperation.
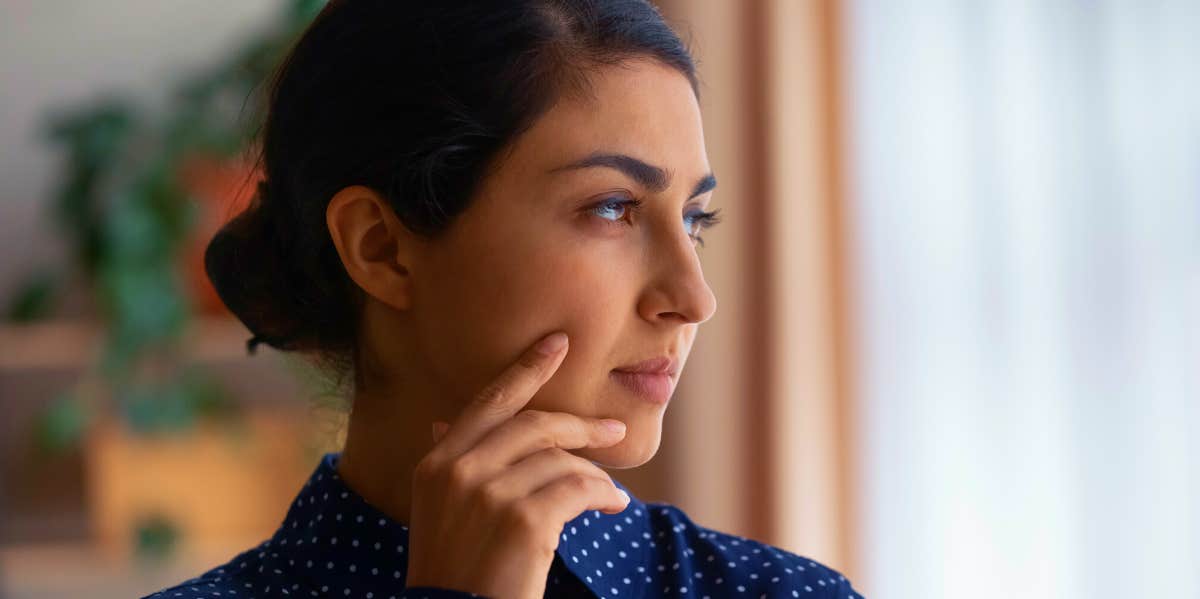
[478,447,621,509]
[526,474,632,529]
[435,332,568,456]
[464,410,625,473]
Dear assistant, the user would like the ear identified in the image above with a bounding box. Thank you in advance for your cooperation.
[326,185,417,311]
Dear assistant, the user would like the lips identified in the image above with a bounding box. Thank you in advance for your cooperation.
[609,370,674,404]
[611,355,679,404]
[612,356,679,376]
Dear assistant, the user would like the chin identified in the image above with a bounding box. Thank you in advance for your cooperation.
[574,429,660,469]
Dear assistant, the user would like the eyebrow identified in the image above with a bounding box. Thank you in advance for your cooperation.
[548,151,717,200]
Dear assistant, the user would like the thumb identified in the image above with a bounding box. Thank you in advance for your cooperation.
[431,421,450,444]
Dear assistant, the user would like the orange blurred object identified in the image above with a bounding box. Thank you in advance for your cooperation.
[83,408,316,558]
[176,152,262,316]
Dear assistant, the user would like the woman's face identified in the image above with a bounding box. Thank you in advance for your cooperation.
[406,58,717,469]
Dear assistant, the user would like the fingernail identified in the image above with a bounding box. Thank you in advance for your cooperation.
[602,419,626,434]
[536,332,568,355]
[618,490,631,504]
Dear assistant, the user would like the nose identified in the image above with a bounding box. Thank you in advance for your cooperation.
[636,228,718,325]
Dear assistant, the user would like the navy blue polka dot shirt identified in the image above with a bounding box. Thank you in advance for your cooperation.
[145,452,863,598]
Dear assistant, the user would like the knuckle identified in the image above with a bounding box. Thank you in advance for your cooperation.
[412,455,440,483]
[446,454,477,490]
[506,503,542,535]
[475,382,507,407]
[535,430,557,450]
[515,411,556,446]
[515,409,549,427]
[583,461,611,482]
[562,472,593,493]
[542,446,573,462]
[476,479,507,511]
[516,410,552,439]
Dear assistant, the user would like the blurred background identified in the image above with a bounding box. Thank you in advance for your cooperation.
[0,1,1196,598]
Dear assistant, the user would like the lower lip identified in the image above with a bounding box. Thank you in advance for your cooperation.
[610,370,674,404]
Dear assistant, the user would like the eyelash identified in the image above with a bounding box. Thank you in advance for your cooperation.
[589,196,723,247]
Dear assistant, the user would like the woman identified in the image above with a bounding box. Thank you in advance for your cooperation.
[148,1,863,598]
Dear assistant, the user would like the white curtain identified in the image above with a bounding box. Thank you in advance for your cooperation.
[842,2,1200,598]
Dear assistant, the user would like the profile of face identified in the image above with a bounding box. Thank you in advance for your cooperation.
[342,58,718,470]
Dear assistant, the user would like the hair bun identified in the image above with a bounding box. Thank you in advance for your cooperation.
[204,181,301,354]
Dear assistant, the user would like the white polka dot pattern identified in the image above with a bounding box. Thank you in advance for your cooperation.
[142,452,863,598]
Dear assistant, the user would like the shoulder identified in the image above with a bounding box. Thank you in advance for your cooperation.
[642,501,865,598]
[140,540,271,599]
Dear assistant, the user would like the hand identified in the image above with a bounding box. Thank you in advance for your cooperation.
[404,331,631,599]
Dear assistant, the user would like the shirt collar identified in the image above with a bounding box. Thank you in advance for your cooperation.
[554,474,652,599]
[274,452,652,598]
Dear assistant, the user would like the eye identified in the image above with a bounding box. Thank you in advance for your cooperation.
[587,196,723,248]
[589,196,643,225]
[683,207,723,247]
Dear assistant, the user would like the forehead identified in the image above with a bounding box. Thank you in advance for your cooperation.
[493,58,709,189]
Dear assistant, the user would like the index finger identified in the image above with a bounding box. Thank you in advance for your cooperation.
[434,331,568,455]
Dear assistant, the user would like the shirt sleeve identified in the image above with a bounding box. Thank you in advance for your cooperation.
[400,586,489,599]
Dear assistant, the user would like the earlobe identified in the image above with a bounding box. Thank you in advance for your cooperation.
[325,185,415,311]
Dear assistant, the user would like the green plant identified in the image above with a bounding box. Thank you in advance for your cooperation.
[132,512,181,563]
[11,0,327,453]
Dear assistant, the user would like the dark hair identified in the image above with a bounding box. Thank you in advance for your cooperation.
[205,0,700,384]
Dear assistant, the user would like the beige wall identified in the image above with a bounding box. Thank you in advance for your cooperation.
[0,0,279,304]
[645,0,860,582]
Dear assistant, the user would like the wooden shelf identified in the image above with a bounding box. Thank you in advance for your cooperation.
[0,538,266,599]
[0,314,331,550]
[0,314,261,371]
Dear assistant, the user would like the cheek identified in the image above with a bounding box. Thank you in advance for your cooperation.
[418,238,630,400]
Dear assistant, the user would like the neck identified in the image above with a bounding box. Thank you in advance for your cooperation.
[335,369,451,529]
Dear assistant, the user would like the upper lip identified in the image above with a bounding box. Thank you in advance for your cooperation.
[613,356,679,376]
